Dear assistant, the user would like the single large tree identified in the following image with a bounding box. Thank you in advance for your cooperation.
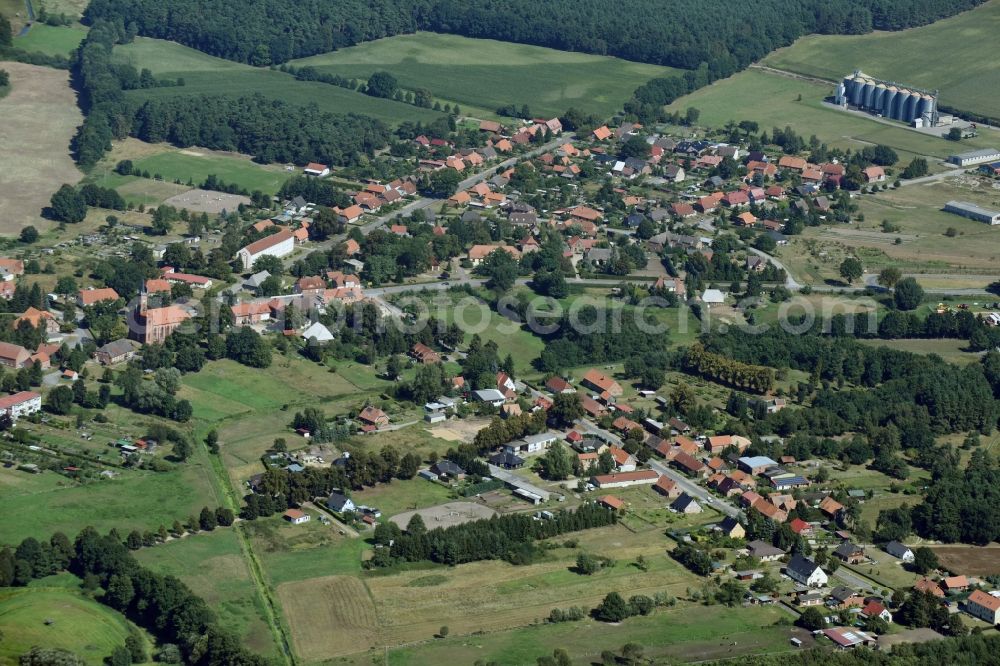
[877,266,902,289]
[539,441,573,480]
[365,71,398,99]
[893,277,925,311]
[839,257,863,284]
[49,184,87,223]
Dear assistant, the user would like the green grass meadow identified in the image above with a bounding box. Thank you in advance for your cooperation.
[13,23,88,56]
[763,0,1000,119]
[0,588,135,665]
[113,37,446,126]
[135,528,280,659]
[0,447,222,546]
[130,150,294,195]
[290,32,682,119]
[384,604,793,666]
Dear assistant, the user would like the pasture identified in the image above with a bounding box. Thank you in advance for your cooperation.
[425,290,545,376]
[133,149,294,195]
[179,356,393,487]
[858,338,982,365]
[0,451,221,545]
[0,0,27,29]
[350,477,454,517]
[0,62,82,235]
[289,32,683,119]
[113,37,445,126]
[0,588,134,665]
[14,23,88,56]
[666,69,1000,165]
[384,605,793,666]
[763,0,1000,119]
[135,528,280,659]
[251,524,368,585]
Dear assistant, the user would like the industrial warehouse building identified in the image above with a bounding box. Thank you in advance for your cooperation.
[834,70,938,125]
[943,201,1000,225]
[948,148,1000,167]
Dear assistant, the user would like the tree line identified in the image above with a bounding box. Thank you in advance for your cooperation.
[369,502,617,567]
[683,343,775,394]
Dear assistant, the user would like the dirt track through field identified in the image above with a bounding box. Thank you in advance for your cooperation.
[0,62,83,234]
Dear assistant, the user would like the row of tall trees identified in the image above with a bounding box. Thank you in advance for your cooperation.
[371,502,617,567]
[683,343,775,394]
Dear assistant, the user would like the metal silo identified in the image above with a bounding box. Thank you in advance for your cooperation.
[924,94,937,123]
[872,83,887,113]
[842,76,855,104]
[862,79,876,109]
[905,91,921,121]
[882,86,898,118]
[891,88,908,120]
[852,76,867,106]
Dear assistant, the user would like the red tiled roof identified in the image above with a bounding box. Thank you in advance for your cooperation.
[0,391,40,409]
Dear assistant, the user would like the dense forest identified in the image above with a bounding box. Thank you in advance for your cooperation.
[83,0,986,69]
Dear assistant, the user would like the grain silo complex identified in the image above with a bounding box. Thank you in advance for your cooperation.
[834,70,939,126]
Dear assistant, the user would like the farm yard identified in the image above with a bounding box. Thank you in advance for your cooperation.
[762,0,1000,119]
[112,37,447,126]
[289,32,683,120]
[0,62,82,234]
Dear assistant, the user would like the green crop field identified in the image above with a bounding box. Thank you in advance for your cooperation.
[130,150,294,195]
[135,528,280,659]
[14,23,88,56]
[290,32,682,120]
[763,0,1000,119]
[0,588,135,665]
[666,69,1000,165]
[113,37,446,126]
